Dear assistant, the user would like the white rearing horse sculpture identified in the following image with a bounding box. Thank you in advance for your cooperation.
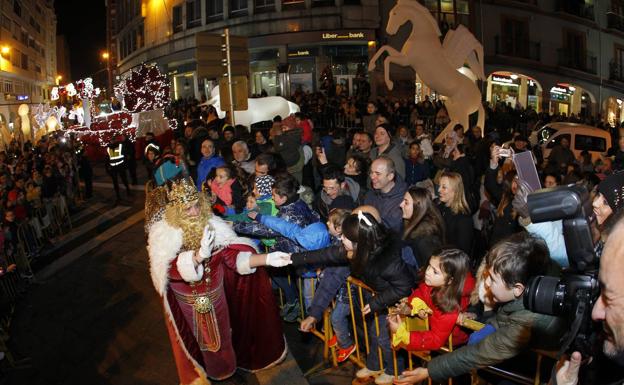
[369,0,485,142]
[203,86,300,129]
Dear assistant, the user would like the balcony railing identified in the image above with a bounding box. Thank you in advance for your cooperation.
[557,48,597,74]
[494,35,541,61]
[609,59,624,82]
[556,0,594,21]
[607,12,624,32]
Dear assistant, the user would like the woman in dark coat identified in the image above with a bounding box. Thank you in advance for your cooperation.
[437,171,474,256]
[289,211,414,383]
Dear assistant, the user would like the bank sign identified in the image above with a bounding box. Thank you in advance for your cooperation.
[322,32,367,40]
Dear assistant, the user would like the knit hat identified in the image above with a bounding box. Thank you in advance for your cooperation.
[376,123,395,138]
[255,175,275,197]
[598,171,624,212]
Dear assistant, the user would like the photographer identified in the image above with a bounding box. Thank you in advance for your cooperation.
[513,172,624,266]
[556,216,624,385]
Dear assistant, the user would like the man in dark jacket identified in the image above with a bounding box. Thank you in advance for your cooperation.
[314,165,358,222]
[364,156,407,234]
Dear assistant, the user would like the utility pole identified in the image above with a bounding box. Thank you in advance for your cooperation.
[222,28,235,126]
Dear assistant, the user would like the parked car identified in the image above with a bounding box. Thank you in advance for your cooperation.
[529,122,611,162]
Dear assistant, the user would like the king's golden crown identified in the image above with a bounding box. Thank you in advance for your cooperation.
[167,178,199,206]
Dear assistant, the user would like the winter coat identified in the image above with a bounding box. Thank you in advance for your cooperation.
[233,199,320,254]
[427,298,565,382]
[484,167,520,245]
[291,235,415,313]
[403,273,475,351]
[364,177,407,234]
[258,215,330,251]
[404,158,429,187]
[438,203,473,255]
[195,155,225,190]
[273,129,302,167]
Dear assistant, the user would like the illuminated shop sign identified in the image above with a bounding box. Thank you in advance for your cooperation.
[321,31,366,40]
[288,50,311,57]
[550,86,574,95]
[492,75,513,84]
[17,95,28,101]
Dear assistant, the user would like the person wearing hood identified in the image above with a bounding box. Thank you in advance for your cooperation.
[364,156,407,234]
[370,123,406,181]
[314,165,358,222]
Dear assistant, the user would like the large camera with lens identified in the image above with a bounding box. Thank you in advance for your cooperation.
[523,185,600,356]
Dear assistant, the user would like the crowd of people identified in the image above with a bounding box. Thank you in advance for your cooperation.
[144,90,624,385]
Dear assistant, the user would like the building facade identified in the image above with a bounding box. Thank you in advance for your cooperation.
[0,0,56,126]
[474,0,624,126]
[110,0,380,100]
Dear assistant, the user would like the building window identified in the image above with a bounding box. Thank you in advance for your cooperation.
[424,0,470,30]
[21,31,27,45]
[256,0,275,12]
[1,14,10,30]
[207,0,224,20]
[21,53,27,70]
[499,16,531,58]
[230,0,248,15]
[35,63,41,73]
[610,45,624,81]
[138,22,144,48]
[558,29,596,74]
[557,0,594,21]
[186,0,202,28]
[3,81,13,93]
[172,5,183,33]
[13,0,21,17]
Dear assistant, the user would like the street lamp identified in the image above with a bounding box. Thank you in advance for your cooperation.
[55,75,62,85]
[0,46,9,58]
[101,51,112,96]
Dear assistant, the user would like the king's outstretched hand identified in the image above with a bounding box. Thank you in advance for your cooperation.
[265,252,292,268]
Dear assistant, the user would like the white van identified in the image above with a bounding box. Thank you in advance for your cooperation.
[529,122,611,162]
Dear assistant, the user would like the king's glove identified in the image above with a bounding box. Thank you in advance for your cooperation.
[198,226,215,260]
[265,251,292,267]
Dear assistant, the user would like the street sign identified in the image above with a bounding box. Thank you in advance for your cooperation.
[219,76,248,111]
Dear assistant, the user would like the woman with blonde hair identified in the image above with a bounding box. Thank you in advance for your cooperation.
[437,171,473,255]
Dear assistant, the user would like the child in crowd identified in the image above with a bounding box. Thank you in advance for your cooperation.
[299,208,356,363]
[388,248,475,351]
[208,165,244,215]
[404,141,429,187]
[395,232,565,384]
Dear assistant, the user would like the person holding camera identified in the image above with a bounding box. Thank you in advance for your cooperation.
[556,215,624,385]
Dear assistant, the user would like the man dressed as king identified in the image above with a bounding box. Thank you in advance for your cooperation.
[146,178,289,385]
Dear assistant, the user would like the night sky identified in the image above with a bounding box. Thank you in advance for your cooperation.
[54,0,107,82]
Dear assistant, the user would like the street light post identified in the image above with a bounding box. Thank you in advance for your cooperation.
[102,51,112,96]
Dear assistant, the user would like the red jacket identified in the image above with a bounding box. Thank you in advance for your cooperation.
[405,272,475,351]
[298,119,313,145]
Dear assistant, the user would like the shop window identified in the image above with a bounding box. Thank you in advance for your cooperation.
[546,134,570,149]
[172,5,183,33]
[186,0,202,28]
[575,134,606,152]
[230,0,248,15]
[207,0,224,20]
[256,0,275,12]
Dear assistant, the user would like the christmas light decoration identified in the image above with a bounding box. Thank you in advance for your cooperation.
[115,63,170,113]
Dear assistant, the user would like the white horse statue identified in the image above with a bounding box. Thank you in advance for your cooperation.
[369,0,485,142]
[203,86,300,129]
